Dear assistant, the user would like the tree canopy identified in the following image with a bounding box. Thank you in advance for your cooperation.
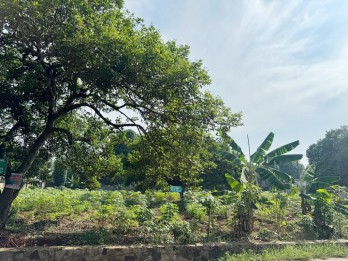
[0,0,241,173]
[307,126,348,186]
[0,0,241,227]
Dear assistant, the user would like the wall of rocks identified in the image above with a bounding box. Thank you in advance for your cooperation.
[0,241,347,261]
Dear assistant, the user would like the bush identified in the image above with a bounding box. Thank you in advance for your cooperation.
[171,220,193,243]
[159,203,179,221]
[122,191,148,207]
[185,202,206,222]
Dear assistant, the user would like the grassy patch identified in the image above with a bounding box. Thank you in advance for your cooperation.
[218,244,348,261]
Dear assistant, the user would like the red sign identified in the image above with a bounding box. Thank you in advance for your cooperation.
[5,173,23,190]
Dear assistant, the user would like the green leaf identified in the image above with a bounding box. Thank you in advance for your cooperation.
[316,189,331,203]
[250,132,274,164]
[256,167,291,190]
[219,151,242,165]
[241,168,249,183]
[289,186,299,197]
[315,176,339,184]
[267,167,292,182]
[300,193,314,201]
[267,154,303,165]
[304,165,315,176]
[333,203,348,216]
[260,195,271,205]
[225,173,243,193]
[266,140,300,160]
[230,139,244,156]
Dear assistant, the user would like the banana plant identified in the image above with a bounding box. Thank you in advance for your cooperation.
[224,132,302,234]
[225,132,302,191]
[312,188,348,238]
[296,165,339,214]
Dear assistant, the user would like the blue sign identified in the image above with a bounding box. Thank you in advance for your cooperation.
[170,186,183,193]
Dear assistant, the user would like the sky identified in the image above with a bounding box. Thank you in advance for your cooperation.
[123,0,348,164]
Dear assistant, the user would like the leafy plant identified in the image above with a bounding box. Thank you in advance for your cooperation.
[159,203,179,221]
[122,191,148,207]
[266,190,289,239]
[225,132,301,234]
[225,132,301,190]
[296,165,339,214]
[171,220,193,244]
[231,184,261,235]
[185,202,207,222]
[112,206,138,234]
[200,195,219,241]
[313,189,334,239]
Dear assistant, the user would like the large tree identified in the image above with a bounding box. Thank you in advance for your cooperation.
[0,0,242,228]
[307,126,348,186]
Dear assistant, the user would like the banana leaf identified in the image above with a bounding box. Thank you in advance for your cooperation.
[256,167,291,190]
[230,139,244,156]
[250,132,274,164]
[265,140,300,160]
[241,168,249,183]
[267,154,303,165]
[267,167,292,182]
[316,189,331,203]
[225,173,243,193]
[289,186,299,197]
[315,176,339,184]
[219,151,242,165]
[333,203,348,216]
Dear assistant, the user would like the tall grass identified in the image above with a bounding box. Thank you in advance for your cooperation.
[219,244,348,261]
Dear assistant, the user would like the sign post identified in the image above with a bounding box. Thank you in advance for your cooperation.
[170,185,184,201]
[0,159,7,176]
[5,173,23,190]
[170,186,183,193]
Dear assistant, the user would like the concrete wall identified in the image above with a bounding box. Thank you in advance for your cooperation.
[0,241,347,261]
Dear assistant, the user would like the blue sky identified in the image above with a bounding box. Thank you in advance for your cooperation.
[124,0,348,163]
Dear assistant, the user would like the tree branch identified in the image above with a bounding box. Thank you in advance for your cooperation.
[53,127,92,145]
[84,103,146,132]
[53,128,73,145]
[100,98,172,125]
[0,121,22,157]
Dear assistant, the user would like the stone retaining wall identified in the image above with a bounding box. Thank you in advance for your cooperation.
[0,241,347,261]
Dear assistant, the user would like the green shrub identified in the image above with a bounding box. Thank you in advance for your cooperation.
[96,205,116,225]
[252,227,276,242]
[153,191,166,204]
[298,214,316,240]
[165,192,181,202]
[185,202,206,222]
[171,220,193,244]
[112,206,138,234]
[132,205,154,224]
[159,203,179,221]
[122,191,148,206]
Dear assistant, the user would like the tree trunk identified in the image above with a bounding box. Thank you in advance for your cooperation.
[0,124,54,229]
[301,196,311,215]
[207,208,211,241]
[0,188,19,229]
[234,208,254,235]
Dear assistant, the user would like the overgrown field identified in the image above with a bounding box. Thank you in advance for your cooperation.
[2,187,348,247]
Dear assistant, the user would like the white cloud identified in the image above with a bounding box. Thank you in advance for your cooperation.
[124,0,348,161]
